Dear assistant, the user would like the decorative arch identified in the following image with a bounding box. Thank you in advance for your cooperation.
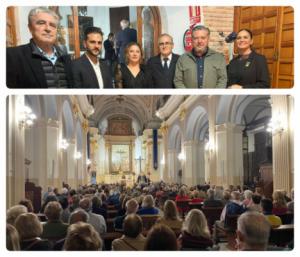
[185,105,208,141]
[168,124,181,151]
[43,95,58,120]
[25,95,42,118]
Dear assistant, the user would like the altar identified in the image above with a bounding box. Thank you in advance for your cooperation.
[104,173,135,187]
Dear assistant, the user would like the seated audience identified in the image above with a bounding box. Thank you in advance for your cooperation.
[261,198,282,228]
[242,190,253,207]
[63,222,102,250]
[137,195,159,215]
[92,196,107,219]
[41,201,68,239]
[79,197,106,235]
[156,200,183,232]
[179,209,213,250]
[203,189,223,208]
[15,213,51,250]
[59,196,70,223]
[19,199,34,213]
[112,214,146,250]
[272,190,288,215]
[144,224,178,250]
[114,198,139,230]
[6,224,20,250]
[248,194,262,212]
[236,211,271,250]
[7,205,27,225]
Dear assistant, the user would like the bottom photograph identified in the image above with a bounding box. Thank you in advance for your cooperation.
[6,95,294,251]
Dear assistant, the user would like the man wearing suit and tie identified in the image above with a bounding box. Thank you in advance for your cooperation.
[147,34,179,88]
[72,26,113,88]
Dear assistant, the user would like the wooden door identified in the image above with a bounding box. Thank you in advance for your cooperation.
[234,6,294,88]
[137,6,161,61]
[6,7,18,47]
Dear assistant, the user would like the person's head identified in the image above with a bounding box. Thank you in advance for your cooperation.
[18,199,34,213]
[243,190,253,200]
[191,25,210,56]
[231,191,241,201]
[108,32,114,41]
[59,196,69,210]
[79,197,92,212]
[207,188,215,199]
[92,196,102,209]
[28,7,59,47]
[223,190,231,201]
[163,200,179,220]
[182,209,210,238]
[158,34,174,57]
[124,42,143,65]
[123,214,143,238]
[84,26,104,58]
[6,205,27,225]
[120,19,130,30]
[69,209,89,224]
[126,199,139,214]
[236,211,271,250]
[144,224,178,250]
[261,198,273,214]
[142,194,155,208]
[6,224,20,250]
[15,213,42,240]
[44,201,62,221]
[252,194,262,205]
[272,190,287,207]
[236,29,253,52]
[64,222,102,250]
[178,187,186,197]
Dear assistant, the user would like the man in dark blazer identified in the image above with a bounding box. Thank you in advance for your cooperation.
[72,26,113,88]
[147,34,179,88]
[6,7,73,88]
[116,19,137,64]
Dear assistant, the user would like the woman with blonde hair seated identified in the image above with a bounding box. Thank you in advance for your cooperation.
[15,213,50,250]
[6,224,20,250]
[63,222,102,251]
[156,200,182,233]
[179,209,213,250]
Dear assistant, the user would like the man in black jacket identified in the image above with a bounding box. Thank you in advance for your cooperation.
[71,26,113,88]
[147,34,179,88]
[6,7,73,88]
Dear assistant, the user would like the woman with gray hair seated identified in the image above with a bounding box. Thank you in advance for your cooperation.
[137,195,159,215]
[7,205,27,225]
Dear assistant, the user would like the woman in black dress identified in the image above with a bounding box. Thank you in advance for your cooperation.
[227,29,270,88]
[115,42,149,88]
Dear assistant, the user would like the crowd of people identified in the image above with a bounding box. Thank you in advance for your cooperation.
[6,180,294,251]
[7,7,270,89]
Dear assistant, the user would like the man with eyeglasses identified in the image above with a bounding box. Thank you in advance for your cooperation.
[6,7,73,88]
[174,25,227,88]
[147,34,179,88]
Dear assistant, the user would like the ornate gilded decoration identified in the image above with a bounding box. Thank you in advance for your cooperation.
[179,107,186,121]
[160,122,169,135]
[82,119,89,132]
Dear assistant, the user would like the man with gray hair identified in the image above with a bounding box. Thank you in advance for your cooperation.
[174,25,227,88]
[116,19,137,63]
[236,211,271,250]
[7,7,72,88]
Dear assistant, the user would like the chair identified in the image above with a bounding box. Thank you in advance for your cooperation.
[106,218,115,232]
[107,210,118,219]
[102,232,123,250]
[277,212,293,224]
[269,224,294,247]
[202,207,223,231]
[188,202,203,210]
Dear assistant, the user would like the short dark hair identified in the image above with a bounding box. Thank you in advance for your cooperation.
[84,26,103,40]
[261,198,273,213]
[108,32,114,38]
[238,28,253,39]
[192,25,210,37]
[252,194,262,204]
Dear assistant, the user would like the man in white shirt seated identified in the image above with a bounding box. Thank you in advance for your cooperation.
[71,26,113,88]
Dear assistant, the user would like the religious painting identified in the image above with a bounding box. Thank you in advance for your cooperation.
[111,145,130,173]
[107,117,133,136]
[68,15,93,51]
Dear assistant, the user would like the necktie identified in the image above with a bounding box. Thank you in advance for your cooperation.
[163,58,169,73]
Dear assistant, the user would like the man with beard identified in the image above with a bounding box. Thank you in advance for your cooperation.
[174,25,227,88]
[72,26,113,88]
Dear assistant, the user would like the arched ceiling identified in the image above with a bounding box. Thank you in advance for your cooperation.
[88,96,166,131]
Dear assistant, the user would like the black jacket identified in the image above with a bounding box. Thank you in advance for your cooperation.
[116,28,137,63]
[227,51,270,88]
[147,53,179,88]
[71,54,113,88]
[6,41,73,88]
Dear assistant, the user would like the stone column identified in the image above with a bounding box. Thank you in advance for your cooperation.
[160,122,169,182]
[167,149,178,183]
[7,96,26,207]
[89,127,100,183]
[215,123,244,189]
[81,120,89,185]
[67,138,76,188]
[271,96,293,193]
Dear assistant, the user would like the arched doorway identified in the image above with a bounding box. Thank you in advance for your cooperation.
[137,6,162,61]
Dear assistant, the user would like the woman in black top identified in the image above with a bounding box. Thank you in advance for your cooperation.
[115,42,149,88]
[227,29,270,88]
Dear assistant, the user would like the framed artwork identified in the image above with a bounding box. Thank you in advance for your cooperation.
[68,15,93,51]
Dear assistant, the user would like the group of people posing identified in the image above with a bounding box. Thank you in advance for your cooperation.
[7,7,270,89]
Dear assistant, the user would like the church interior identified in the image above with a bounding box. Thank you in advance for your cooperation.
[6,95,294,250]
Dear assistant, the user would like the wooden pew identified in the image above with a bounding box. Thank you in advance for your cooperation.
[102,232,123,250]
[269,224,294,247]
[176,200,190,219]
[202,207,223,231]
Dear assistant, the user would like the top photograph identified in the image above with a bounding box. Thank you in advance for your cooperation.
[6,6,294,89]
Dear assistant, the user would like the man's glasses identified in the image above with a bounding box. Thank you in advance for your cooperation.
[158,42,173,46]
